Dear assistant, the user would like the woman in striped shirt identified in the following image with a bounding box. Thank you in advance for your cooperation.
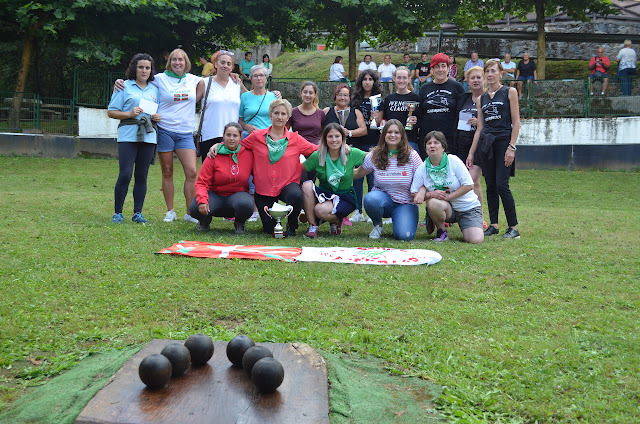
[354,119,423,240]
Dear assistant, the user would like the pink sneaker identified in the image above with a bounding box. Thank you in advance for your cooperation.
[342,216,352,226]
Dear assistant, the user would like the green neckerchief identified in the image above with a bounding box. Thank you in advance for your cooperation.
[218,144,241,164]
[425,152,449,190]
[388,149,398,157]
[164,70,186,82]
[266,134,289,164]
[325,155,346,191]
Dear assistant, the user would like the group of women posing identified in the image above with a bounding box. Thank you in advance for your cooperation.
[108,50,520,241]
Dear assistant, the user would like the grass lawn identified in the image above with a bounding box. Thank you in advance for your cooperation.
[0,156,639,423]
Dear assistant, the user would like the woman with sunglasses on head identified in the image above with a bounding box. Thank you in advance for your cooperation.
[467,60,521,239]
[199,50,248,163]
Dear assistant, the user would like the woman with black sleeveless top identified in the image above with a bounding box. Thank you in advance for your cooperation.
[348,70,382,222]
[467,60,520,239]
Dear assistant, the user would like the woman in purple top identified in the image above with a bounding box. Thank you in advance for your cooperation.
[287,81,326,183]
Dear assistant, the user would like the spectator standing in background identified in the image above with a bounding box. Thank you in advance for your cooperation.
[358,54,377,76]
[238,51,255,78]
[616,40,636,96]
[588,47,610,96]
[448,55,459,81]
[398,53,416,85]
[378,55,396,83]
[200,56,214,77]
[414,52,431,92]
[462,52,484,91]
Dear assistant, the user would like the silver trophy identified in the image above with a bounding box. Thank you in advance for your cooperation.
[370,94,381,130]
[405,101,418,131]
[264,203,294,238]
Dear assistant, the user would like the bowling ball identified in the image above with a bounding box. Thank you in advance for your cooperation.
[160,342,191,376]
[251,357,285,393]
[226,335,255,367]
[184,334,214,366]
[242,345,273,374]
[138,354,172,388]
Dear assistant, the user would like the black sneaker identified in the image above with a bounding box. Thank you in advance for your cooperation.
[285,226,296,237]
[502,228,520,239]
[484,226,499,236]
[234,222,246,234]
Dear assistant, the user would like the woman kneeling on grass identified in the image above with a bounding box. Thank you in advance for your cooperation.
[108,53,161,224]
[301,123,367,238]
[354,119,423,241]
[411,131,484,243]
[190,122,254,234]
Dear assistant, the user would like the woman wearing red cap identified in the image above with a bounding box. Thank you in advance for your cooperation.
[417,53,464,160]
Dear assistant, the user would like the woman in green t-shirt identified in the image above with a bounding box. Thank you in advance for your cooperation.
[302,123,366,238]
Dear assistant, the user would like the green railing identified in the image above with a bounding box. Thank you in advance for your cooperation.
[517,75,640,118]
[0,92,74,135]
[2,72,639,136]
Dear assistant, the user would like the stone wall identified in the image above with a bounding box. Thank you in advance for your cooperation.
[398,21,639,60]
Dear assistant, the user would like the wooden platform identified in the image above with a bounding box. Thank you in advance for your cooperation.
[75,339,329,424]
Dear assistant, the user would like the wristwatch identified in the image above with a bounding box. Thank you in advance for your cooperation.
[348,130,353,138]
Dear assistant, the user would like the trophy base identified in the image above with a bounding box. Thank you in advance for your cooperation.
[273,232,285,239]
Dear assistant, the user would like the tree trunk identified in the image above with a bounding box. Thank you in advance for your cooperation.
[347,20,357,80]
[8,34,36,129]
[535,0,546,80]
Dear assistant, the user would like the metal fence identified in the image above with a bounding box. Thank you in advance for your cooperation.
[2,72,638,136]
[0,92,75,135]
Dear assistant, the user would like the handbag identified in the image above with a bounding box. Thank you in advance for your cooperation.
[194,76,214,156]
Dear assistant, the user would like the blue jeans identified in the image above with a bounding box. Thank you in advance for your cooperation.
[363,190,419,241]
[618,68,635,96]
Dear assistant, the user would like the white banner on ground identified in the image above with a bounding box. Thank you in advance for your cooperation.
[296,247,442,266]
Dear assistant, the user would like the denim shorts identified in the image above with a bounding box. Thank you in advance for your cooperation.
[157,127,196,152]
[446,206,483,230]
[517,76,535,82]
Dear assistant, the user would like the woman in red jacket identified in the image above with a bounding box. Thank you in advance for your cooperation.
[190,122,254,234]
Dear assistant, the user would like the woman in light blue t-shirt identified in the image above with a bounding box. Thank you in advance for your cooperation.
[107,53,161,225]
[239,65,278,135]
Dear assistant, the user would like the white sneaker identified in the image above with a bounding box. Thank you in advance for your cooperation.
[369,224,383,239]
[383,217,393,225]
[366,216,373,223]
[163,210,177,222]
[248,211,259,222]
[350,211,365,222]
[184,214,199,224]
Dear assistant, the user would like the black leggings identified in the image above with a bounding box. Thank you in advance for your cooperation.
[481,136,518,227]
[114,142,156,214]
[189,191,254,225]
[254,182,303,234]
